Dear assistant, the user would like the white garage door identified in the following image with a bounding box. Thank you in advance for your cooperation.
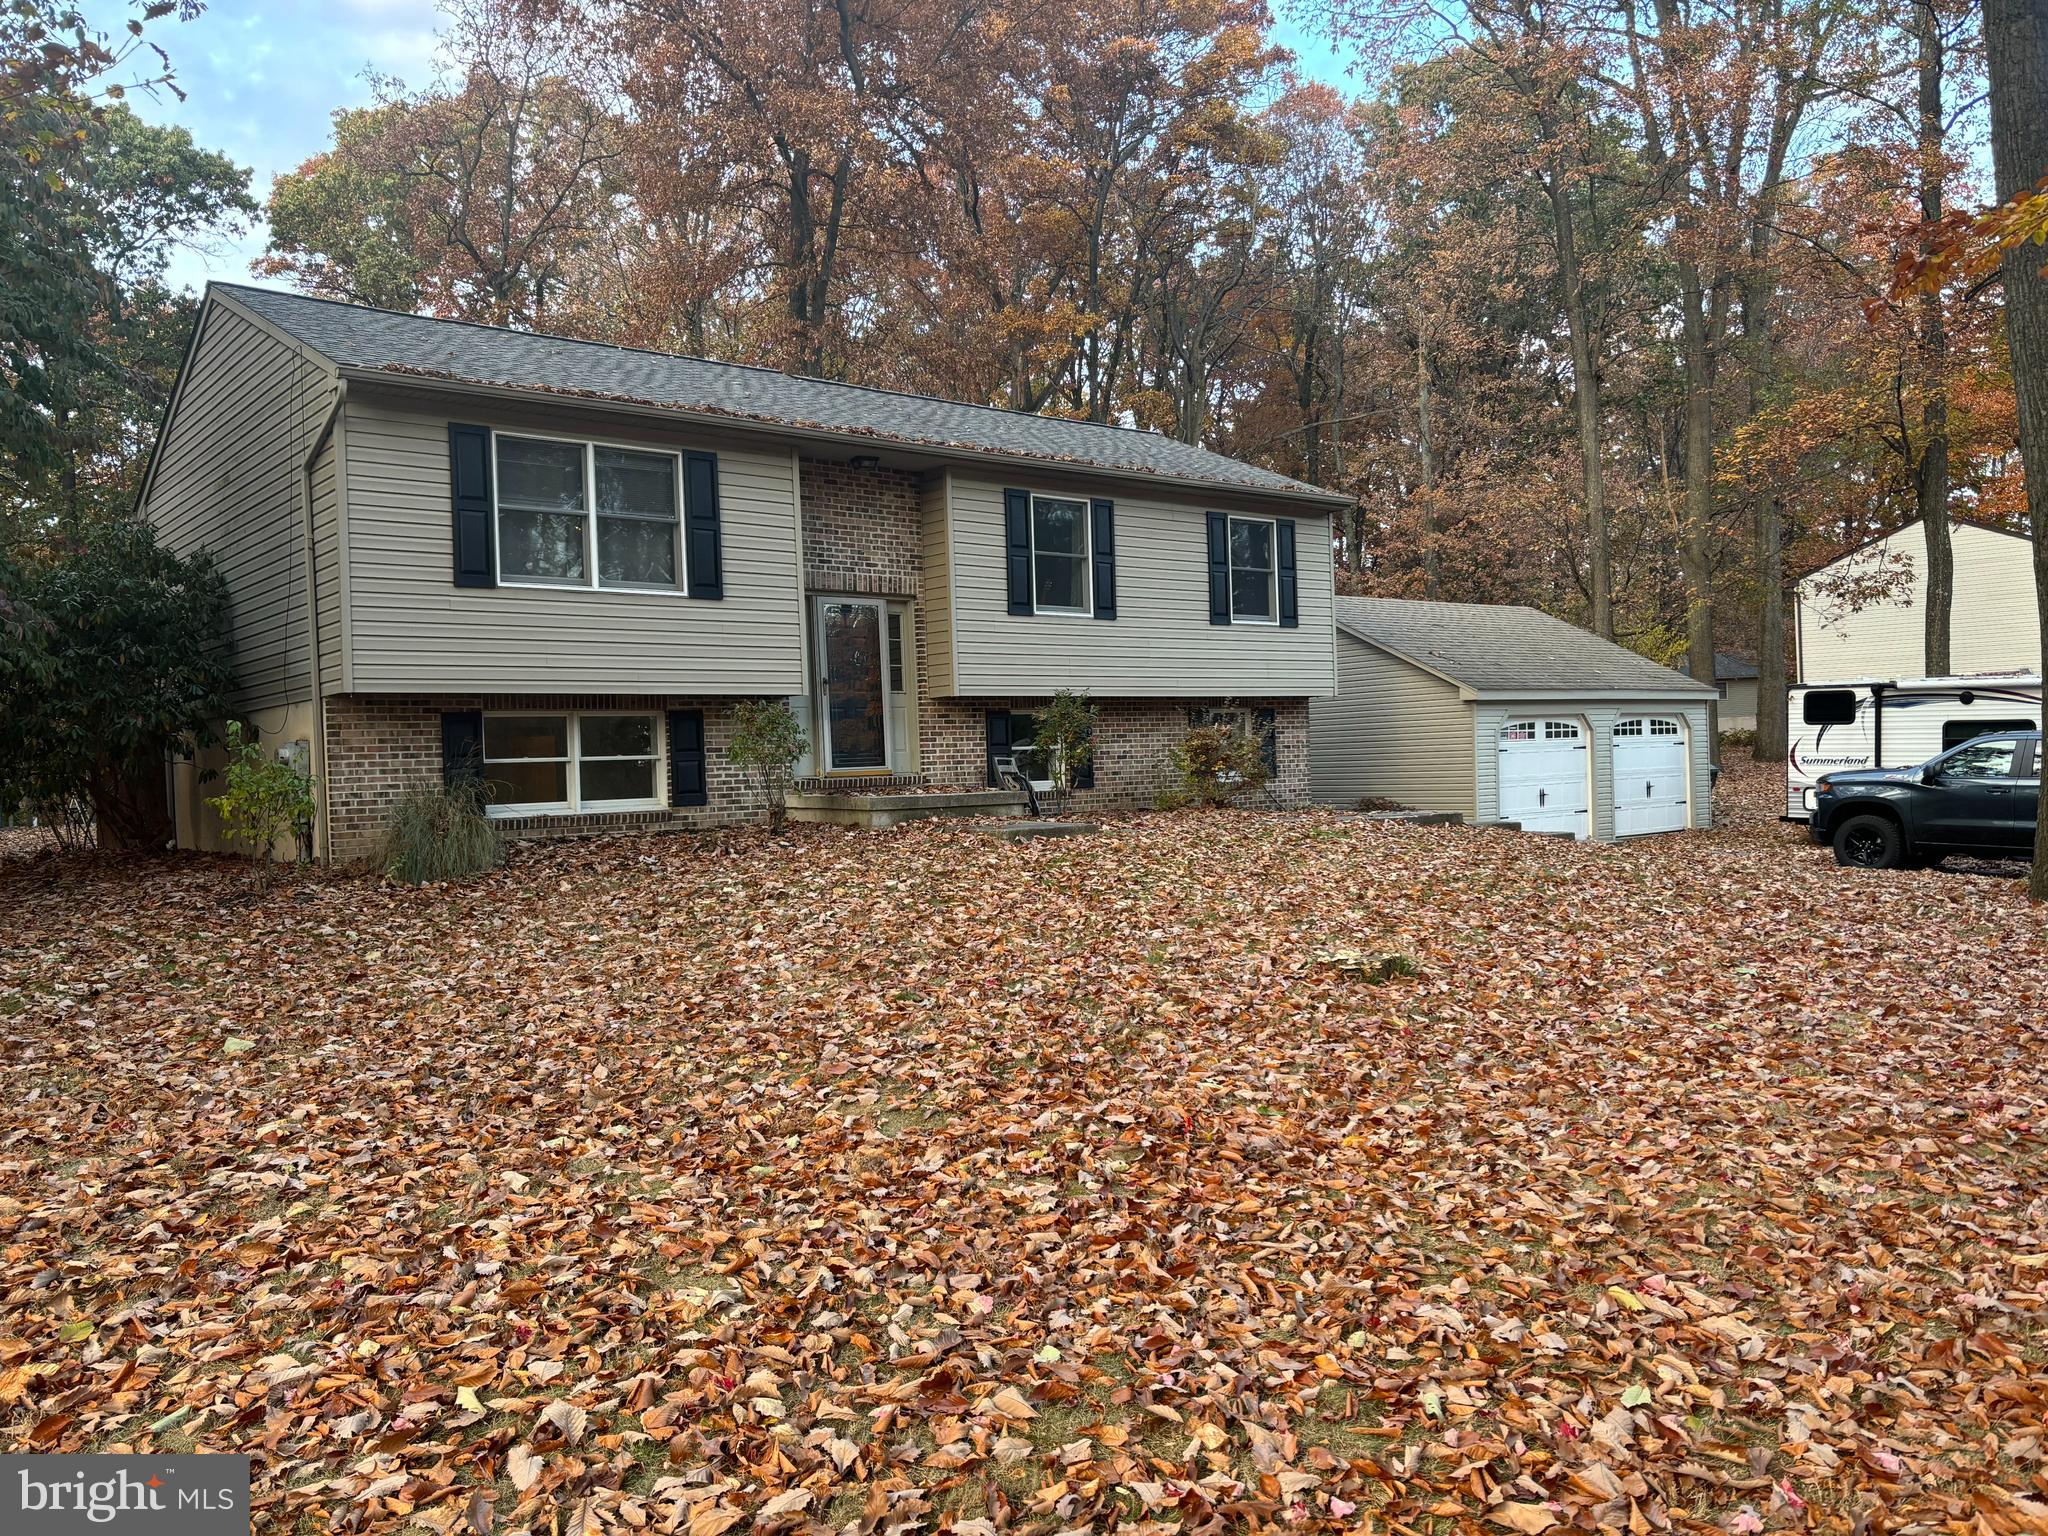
[1612,717,1688,835]
[1497,719,1589,837]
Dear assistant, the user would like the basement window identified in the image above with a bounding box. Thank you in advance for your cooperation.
[482,713,664,815]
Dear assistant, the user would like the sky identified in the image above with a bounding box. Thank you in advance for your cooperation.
[83,0,1357,297]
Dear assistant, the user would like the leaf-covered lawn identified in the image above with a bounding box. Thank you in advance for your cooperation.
[3,764,2045,1536]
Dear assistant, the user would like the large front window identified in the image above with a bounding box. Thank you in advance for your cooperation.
[482,712,663,814]
[1228,516,1276,622]
[1031,494,1090,615]
[495,434,681,590]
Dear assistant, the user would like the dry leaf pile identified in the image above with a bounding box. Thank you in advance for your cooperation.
[1,761,2044,1536]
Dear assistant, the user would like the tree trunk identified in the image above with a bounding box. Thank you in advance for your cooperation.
[1754,499,1789,761]
[1916,0,1954,676]
[1984,0,2048,902]
[1547,166,1612,637]
[1416,331,1441,599]
[90,750,173,854]
[1677,265,1719,745]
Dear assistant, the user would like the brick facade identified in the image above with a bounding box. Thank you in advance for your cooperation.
[800,460,922,598]
[317,456,1310,860]
[322,694,764,865]
[919,696,1310,811]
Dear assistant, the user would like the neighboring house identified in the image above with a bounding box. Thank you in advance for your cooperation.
[1796,517,2036,683]
[1309,598,1718,839]
[1677,652,1760,731]
[141,284,1345,862]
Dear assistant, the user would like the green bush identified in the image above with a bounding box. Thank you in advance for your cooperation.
[208,721,316,883]
[726,698,808,832]
[1033,688,1097,792]
[383,779,503,883]
[0,522,237,850]
[1159,722,1270,808]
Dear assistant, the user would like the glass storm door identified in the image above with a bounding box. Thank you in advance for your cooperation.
[817,597,889,771]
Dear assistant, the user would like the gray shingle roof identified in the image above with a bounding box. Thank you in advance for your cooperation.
[217,283,1340,505]
[1678,652,1760,682]
[1334,597,1716,696]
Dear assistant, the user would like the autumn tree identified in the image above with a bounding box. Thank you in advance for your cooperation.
[263,0,623,328]
[1982,0,2048,901]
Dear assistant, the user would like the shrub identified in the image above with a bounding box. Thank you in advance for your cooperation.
[207,721,316,883]
[726,698,809,832]
[383,779,503,883]
[0,523,236,850]
[1160,721,1269,808]
[1033,688,1097,793]
[1720,726,1758,749]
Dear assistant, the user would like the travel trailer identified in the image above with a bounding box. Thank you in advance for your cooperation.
[1784,675,2042,819]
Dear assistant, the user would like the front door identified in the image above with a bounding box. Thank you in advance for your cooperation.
[816,597,889,772]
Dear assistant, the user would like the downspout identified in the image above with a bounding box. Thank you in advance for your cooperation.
[301,380,347,862]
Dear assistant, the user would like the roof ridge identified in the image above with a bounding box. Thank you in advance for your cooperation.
[213,280,1222,456]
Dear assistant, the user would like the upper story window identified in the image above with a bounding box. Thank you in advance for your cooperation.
[494,433,681,591]
[1228,515,1276,623]
[1031,494,1090,615]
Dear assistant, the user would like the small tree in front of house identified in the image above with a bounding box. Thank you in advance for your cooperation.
[208,721,317,886]
[1034,688,1097,793]
[1161,720,1270,808]
[727,698,808,833]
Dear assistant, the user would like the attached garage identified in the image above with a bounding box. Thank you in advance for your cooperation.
[1308,598,1718,840]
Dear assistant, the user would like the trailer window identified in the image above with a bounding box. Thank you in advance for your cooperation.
[1802,690,1857,726]
[1942,718,2036,751]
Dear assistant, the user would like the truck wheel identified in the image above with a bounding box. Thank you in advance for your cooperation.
[1833,814,1904,870]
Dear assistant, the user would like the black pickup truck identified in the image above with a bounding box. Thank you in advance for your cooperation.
[1809,732,2041,869]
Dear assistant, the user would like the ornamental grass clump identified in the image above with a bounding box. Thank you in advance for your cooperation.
[383,778,503,883]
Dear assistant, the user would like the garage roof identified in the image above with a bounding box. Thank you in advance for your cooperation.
[1334,598,1716,698]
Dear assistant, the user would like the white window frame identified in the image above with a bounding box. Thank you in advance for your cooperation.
[491,430,688,595]
[481,710,667,817]
[1028,492,1092,617]
[1227,514,1278,625]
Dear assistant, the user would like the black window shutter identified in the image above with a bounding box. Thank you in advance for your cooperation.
[1276,519,1299,628]
[668,709,708,806]
[448,424,495,588]
[684,452,723,599]
[1255,706,1278,777]
[1090,498,1116,619]
[1206,511,1230,624]
[1073,720,1095,789]
[985,709,1013,787]
[1004,489,1032,615]
[441,710,484,785]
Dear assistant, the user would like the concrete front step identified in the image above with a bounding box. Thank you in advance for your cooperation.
[785,788,1029,829]
[979,820,1100,840]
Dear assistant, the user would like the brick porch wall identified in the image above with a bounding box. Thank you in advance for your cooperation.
[919,697,1310,811]
[322,693,764,866]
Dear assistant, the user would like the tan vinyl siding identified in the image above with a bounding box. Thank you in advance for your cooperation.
[920,470,957,694]
[1796,521,2038,682]
[1307,635,1475,813]
[340,395,804,694]
[143,302,335,711]
[943,473,1336,698]
[1472,699,1714,840]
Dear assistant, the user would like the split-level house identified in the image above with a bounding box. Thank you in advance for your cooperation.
[141,285,1344,862]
